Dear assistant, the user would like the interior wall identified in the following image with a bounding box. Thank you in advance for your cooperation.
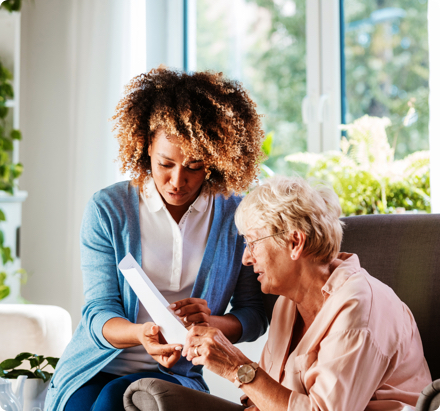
[19,0,127,328]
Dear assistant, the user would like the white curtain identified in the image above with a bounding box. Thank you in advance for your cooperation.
[429,0,440,213]
[20,0,141,327]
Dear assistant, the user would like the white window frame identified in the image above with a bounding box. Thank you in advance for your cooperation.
[145,0,184,71]
[303,0,342,153]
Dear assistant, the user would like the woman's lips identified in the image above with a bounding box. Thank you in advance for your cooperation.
[167,191,187,198]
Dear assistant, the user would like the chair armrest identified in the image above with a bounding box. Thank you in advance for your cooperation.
[123,378,245,411]
[415,379,440,411]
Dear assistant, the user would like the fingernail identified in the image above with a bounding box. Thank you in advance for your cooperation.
[175,346,182,351]
[170,304,176,308]
[175,309,181,314]
[184,317,188,322]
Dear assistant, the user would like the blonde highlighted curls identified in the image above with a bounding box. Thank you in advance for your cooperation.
[235,176,345,264]
[111,67,265,195]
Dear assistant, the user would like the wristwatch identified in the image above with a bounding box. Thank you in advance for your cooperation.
[234,362,259,388]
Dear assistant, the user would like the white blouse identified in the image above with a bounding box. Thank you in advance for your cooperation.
[103,178,213,375]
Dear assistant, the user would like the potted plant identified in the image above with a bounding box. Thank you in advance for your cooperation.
[0,353,59,410]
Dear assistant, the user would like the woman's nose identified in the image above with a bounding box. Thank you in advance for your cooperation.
[170,166,186,188]
[242,246,254,266]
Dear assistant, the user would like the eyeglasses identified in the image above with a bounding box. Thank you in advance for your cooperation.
[244,231,287,256]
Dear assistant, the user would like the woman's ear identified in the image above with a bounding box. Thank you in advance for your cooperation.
[290,231,306,260]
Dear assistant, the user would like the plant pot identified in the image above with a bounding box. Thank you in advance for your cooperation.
[11,378,50,411]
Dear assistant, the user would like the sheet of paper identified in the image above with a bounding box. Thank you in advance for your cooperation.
[119,253,188,345]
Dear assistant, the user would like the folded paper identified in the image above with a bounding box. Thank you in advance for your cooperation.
[119,253,188,345]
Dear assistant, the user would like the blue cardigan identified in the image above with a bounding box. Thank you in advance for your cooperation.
[45,181,268,411]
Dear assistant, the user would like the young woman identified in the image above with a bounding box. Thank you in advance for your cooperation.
[45,68,268,411]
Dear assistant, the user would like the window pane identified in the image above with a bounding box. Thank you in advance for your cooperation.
[196,0,306,175]
[343,0,429,159]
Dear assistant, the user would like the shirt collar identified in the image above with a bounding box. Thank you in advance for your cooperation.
[321,253,361,297]
[142,177,165,213]
[142,177,210,213]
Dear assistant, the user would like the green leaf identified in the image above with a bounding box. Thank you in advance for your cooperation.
[34,368,49,382]
[2,138,13,152]
[1,246,13,265]
[0,284,10,300]
[0,0,22,12]
[12,163,23,179]
[15,352,33,361]
[0,209,6,221]
[262,132,273,157]
[4,369,35,379]
[0,367,5,377]
[45,357,59,369]
[0,359,22,370]
[10,129,22,140]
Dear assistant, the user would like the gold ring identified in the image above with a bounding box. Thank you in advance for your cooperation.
[194,346,199,357]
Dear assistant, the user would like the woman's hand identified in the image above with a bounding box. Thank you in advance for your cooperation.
[137,322,182,368]
[170,298,211,328]
[182,326,250,382]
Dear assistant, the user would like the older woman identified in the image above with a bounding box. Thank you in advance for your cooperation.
[44,68,268,411]
[184,176,431,411]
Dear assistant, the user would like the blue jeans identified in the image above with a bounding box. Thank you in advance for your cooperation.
[64,371,181,411]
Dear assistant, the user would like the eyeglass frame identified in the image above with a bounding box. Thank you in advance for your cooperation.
[244,230,288,256]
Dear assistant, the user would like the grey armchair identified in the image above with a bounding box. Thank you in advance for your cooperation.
[124,214,440,411]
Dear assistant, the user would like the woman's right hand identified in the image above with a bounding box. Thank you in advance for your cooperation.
[137,322,182,368]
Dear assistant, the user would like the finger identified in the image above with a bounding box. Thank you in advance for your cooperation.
[181,312,210,325]
[148,343,183,356]
[160,348,182,368]
[184,343,203,362]
[143,322,159,336]
[170,298,208,311]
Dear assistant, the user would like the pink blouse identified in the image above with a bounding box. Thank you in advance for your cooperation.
[259,253,431,411]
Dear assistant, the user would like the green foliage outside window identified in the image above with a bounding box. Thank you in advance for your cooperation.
[285,115,430,216]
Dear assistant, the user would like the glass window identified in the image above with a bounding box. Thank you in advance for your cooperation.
[195,0,306,175]
[343,0,429,159]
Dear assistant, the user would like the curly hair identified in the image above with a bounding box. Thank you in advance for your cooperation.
[111,67,265,195]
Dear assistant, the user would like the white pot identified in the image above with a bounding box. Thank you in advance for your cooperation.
[11,379,50,411]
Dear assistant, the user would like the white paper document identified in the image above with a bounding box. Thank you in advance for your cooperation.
[119,253,188,346]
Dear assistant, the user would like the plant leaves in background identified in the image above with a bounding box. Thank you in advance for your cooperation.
[4,369,35,378]
[0,0,22,12]
[29,355,44,369]
[45,357,59,369]
[0,359,22,370]
[10,129,21,140]
[262,132,273,158]
[34,368,49,382]
[15,352,33,361]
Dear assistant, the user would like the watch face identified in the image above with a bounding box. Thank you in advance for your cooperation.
[237,364,256,384]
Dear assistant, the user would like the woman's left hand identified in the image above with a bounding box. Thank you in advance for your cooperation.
[182,326,250,382]
[170,298,211,328]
